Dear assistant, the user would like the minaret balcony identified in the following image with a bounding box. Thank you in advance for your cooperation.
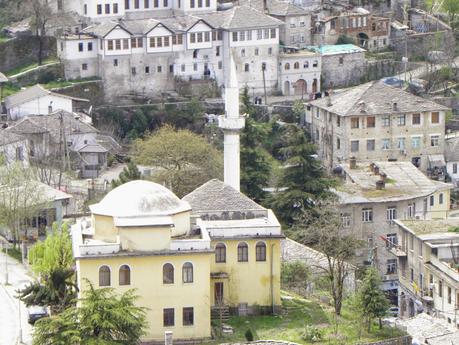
[218,116,245,131]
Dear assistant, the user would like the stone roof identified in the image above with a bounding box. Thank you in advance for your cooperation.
[310,81,449,116]
[397,219,459,236]
[73,142,108,153]
[183,179,265,213]
[0,129,25,146]
[445,136,459,162]
[336,161,452,204]
[4,84,88,108]
[8,110,98,143]
[242,0,307,16]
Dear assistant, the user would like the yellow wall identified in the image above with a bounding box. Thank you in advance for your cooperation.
[77,252,212,342]
[430,189,450,219]
[171,211,191,237]
[93,214,117,242]
[118,226,172,251]
[209,238,281,308]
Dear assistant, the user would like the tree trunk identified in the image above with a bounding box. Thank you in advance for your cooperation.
[38,35,43,65]
[378,317,382,329]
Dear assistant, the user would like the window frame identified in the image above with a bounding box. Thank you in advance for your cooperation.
[163,263,174,284]
[215,243,226,263]
[255,242,267,262]
[237,242,249,262]
[182,262,194,283]
[119,264,131,286]
[183,307,194,326]
[163,308,175,327]
[99,265,111,287]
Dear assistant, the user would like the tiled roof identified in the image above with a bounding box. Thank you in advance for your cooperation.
[310,81,449,116]
[0,129,25,146]
[242,0,307,16]
[183,179,266,213]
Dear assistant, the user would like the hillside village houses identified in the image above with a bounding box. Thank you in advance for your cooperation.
[0,130,29,166]
[335,160,452,304]
[389,219,459,328]
[70,57,284,342]
[306,81,450,173]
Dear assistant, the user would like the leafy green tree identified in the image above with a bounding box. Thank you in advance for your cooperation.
[336,35,355,45]
[132,125,223,197]
[17,267,77,314]
[281,260,310,294]
[111,162,142,188]
[270,125,336,225]
[240,87,272,202]
[444,0,459,29]
[32,282,147,345]
[358,267,389,331]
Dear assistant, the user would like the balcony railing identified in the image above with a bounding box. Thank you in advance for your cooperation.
[388,244,407,257]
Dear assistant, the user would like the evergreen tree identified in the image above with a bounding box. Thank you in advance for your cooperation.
[240,87,272,202]
[270,124,336,225]
[32,282,147,345]
[358,267,390,331]
[111,162,142,188]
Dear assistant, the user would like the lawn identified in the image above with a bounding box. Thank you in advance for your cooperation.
[210,291,405,345]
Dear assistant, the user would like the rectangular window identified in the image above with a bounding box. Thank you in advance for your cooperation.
[397,114,406,126]
[198,0,202,7]
[197,33,203,43]
[177,34,183,44]
[453,163,457,174]
[190,0,195,7]
[341,213,351,227]
[411,136,421,149]
[439,280,443,297]
[157,65,162,73]
[257,29,262,39]
[431,112,440,124]
[183,307,194,326]
[382,138,390,150]
[190,33,196,44]
[387,259,397,274]
[15,147,24,161]
[382,116,390,127]
[105,3,110,13]
[157,37,162,47]
[145,66,149,73]
[412,113,421,125]
[239,31,245,41]
[270,28,276,38]
[232,32,238,42]
[164,36,170,47]
[367,116,375,128]
[84,4,88,14]
[351,140,359,152]
[397,137,405,150]
[447,286,452,304]
[97,4,102,14]
[351,117,359,128]
[149,37,155,47]
[430,135,439,147]
[169,64,174,73]
[407,203,415,218]
[125,0,130,9]
[164,0,168,6]
[135,0,140,8]
[154,0,159,6]
[204,32,210,42]
[115,39,121,50]
[78,42,84,52]
[362,208,373,222]
[88,42,93,51]
[247,30,252,40]
[268,47,272,55]
[181,64,185,72]
[386,207,397,221]
[216,46,220,56]
[114,3,119,13]
[82,63,88,71]
[193,63,197,71]
[206,0,210,6]
[131,38,137,48]
[430,195,434,206]
[131,67,136,75]
[386,233,397,247]
[218,61,222,69]
[163,308,174,327]
[263,29,269,39]
[123,39,129,49]
[337,138,340,149]
[113,59,118,66]
[238,245,248,262]
[439,193,444,204]
[367,139,375,151]
[145,0,149,8]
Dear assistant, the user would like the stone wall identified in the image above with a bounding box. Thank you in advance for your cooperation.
[10,63,64,87]
[0,36,56,73]
[321,52,366,88]
[52,80,105,106]
[357,335,412,345]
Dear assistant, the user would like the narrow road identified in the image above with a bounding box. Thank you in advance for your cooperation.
[0,249,34,345]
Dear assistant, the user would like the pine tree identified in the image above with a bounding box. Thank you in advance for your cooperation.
[271,124,336,225]
[358,267,390,331]
[111,161,142,188]
[240,87,272,202]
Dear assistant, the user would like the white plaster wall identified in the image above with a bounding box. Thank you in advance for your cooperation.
[8,95,73,120]
[0,140,30,167]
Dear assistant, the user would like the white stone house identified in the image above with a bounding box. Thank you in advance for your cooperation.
[306,81,450,173]
[4,84,89,121]
[0,130,29,166]
[336,160,452,304]
[445,135,459,187]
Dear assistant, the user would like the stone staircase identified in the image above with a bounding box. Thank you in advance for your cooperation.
[211,305,230,322]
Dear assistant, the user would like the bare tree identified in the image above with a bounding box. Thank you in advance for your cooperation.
[28,0,53,65]
[292,204,361,316]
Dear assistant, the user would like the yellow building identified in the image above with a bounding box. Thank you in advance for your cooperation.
[72,179,283,343]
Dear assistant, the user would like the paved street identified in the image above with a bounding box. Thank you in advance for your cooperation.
[0,250,34,345]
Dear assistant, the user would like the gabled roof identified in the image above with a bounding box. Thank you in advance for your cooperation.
[183,179,266,213]
[0,129,25,146]
[73,142,108,153]
[242,0,307,16]
[199,6,283,29]
[4,84,88,108]
[82,21,133,38]
[310,81,449,116]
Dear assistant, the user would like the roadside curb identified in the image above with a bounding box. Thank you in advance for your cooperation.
[0,283,20,345]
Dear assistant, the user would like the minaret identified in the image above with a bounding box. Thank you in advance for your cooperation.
[218,55,245,191]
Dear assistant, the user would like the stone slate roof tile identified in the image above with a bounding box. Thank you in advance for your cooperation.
[182,179,265,213]
[310,81,449,116]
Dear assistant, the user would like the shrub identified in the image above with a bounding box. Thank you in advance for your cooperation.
[245,329,254,341]
[301,325,323,342]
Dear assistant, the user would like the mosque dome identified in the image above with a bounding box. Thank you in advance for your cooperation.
[90,180,191,217]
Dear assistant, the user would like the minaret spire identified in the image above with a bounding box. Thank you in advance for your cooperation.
[218,54,245,191]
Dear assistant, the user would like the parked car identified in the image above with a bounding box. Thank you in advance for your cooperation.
[387,306,399,317]
[27,305,49,325]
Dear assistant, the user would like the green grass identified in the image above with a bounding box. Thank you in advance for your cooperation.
[2,247,22,262]
[1,83,21,97]
[5,58,58,77]
[210,291,405,345]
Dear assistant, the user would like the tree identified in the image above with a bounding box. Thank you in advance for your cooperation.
[336,35,355,45]
[293,205,360,315]
[358,267,389,331]
[240,87,272,202]
[28,223,74,276]
[444,0,459,29]
[0,163,48,246]
[281,261,310,295]
[32,282,147,345]
[111,162,142,188]
[132,125,223,197]
[28,0,53,65]
[270,125,336,225]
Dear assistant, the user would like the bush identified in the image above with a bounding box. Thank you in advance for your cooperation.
[336,35,355,45]
[2,247,22,262]
[301,325,323,342]
[245,329,254,341]
[37,70,57,84]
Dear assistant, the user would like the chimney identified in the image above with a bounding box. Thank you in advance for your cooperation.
[376,180,385,190]
[349,156,357,169]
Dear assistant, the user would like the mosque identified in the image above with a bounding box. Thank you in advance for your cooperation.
[71,57,283,342]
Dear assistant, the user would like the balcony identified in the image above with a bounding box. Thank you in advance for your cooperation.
[388,245,407,258]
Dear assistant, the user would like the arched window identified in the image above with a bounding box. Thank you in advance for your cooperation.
[182,262,193,283]
[163,263,174,284]
[256,242,267,262]
[285,63,290,70]
[119,265,131,285]
[215,243,226,263]
[294,62,299,69]
[237,242,248,262]
[99,265,111,286]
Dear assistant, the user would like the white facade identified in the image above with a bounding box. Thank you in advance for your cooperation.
[7,94,73,121]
